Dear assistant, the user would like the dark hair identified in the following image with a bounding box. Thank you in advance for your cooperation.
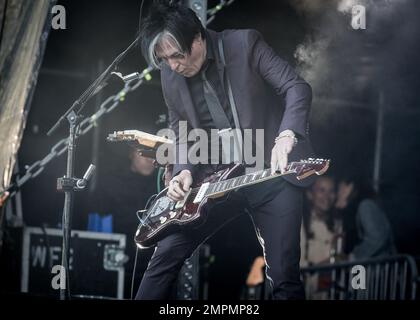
[340,175,377,205]
[139,0,206,68]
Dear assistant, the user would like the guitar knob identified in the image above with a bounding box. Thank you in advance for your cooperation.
[169,211,176,219]
[159,216,167,224]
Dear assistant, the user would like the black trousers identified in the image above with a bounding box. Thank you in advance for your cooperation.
[135,179,304,300]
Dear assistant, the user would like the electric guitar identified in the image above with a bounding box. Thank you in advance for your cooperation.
[134,158,330,248]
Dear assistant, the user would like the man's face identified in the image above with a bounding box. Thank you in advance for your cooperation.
[155,35,206,77]
[130,152,155,176]
[307,177,336,214]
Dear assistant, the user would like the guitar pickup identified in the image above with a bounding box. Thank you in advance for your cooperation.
[193,182,210,204]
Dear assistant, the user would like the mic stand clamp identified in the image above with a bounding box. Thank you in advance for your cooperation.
[57,164,96,192]
[57,177,80,192]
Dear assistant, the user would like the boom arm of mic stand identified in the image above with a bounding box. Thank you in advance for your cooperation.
[47,35,141,137]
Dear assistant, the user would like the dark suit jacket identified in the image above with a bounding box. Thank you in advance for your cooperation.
[161,29,315,187]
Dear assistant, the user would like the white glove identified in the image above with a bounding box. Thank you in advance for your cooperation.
[270,130,297,174]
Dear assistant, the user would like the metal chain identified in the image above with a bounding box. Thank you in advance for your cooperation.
[4,1,236,196]
[7,76,149,196]
[206,0,236,25]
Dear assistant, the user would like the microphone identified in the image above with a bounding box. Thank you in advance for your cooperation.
[121,72,141,82]
[111,66,154,83]
[76,164,96,189]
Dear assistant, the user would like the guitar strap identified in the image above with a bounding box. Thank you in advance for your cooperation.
[217,34,241,131]
[218,34,264,174]
[217,34,243,164]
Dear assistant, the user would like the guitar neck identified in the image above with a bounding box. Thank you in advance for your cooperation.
[204,164,297,198]
[190,158,328,204]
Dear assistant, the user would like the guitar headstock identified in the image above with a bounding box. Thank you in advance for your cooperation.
[107,130,173,148]
[107,131,135,142]
[288,158,330,180]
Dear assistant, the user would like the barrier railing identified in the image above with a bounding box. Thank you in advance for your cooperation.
[242,254,419,300]
[300,254,419,300]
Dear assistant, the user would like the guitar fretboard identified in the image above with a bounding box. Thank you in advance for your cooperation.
[205,164,296,197]
[189,158,328,201]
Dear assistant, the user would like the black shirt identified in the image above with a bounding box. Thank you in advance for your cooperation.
[186,32,234,131]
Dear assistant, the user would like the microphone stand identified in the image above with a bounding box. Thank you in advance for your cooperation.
[47,35,142,300]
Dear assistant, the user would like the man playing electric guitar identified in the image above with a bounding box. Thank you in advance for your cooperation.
[136,1,315,300]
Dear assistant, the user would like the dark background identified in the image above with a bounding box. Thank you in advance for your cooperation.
[10,0,420,299]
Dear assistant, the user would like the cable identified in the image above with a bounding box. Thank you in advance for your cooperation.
[157,167,165,193]
[130,246,140,299]
[61,208,71,299]
[131,0,150,294]
[131,1,145,299]
[131,192,158,299]
[138,0,145,36]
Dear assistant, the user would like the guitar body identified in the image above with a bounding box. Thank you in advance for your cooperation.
[134,164,244,248]
[134,158,329,249]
